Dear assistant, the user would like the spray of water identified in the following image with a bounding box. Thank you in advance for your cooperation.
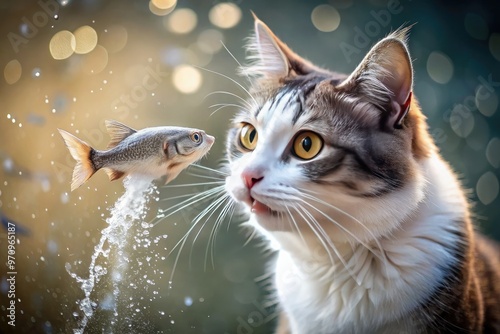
[66,175,156,334]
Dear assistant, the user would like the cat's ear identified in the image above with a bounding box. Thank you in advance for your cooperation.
[339,29,413,129]
[240,14,320,80]
[251,16,289,77]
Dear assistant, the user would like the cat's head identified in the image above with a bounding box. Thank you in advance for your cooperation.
[225,17,435,247]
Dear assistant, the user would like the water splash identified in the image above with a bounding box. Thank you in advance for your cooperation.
[67,175,155,334]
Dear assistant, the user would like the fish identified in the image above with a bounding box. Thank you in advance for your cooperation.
[58,120,215,191]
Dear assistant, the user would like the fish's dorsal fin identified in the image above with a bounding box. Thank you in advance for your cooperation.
[103,168,126,181]
[105,120,137,149]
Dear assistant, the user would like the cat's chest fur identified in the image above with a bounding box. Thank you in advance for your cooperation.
[271,156,464,334]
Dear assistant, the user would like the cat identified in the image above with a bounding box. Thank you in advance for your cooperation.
[224,16,500,334]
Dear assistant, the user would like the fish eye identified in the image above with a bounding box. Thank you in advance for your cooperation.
[239,123,258,151]
[190,132,202,144]
[292,131,323,160]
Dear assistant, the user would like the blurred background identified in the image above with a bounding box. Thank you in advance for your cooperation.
[0,0,499,333]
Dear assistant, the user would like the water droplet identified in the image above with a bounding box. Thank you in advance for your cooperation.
[61,192,69,204]
[32,68,41,78]
[184,296,193,307]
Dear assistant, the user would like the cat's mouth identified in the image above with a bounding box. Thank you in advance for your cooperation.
[249,196,278,216]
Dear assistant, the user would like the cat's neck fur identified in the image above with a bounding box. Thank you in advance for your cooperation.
[266,152,467,333]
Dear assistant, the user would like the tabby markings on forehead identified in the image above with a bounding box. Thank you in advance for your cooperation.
[255,87,317,128]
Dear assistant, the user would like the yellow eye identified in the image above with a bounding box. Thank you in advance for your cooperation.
[239,123,258,151]
[293,131,323,160]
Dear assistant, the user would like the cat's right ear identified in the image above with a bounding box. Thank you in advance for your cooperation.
[240,14,320,81]
[251,15,289,78]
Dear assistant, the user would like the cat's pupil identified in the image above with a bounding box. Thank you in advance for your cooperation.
[249,129,256,143]
[302,137,312,152]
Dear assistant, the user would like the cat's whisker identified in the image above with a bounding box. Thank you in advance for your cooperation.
[189,163,229,176]
[297,196,388,271]
[242,226,259,248]
[152,186,225,226]
[291,204,335,264]
[163,181,224,188]
[158,192,204,202]
[195,66,259,107]
[209,104,249,117]
[226,201,237,232]
[284,204,307,247]
[205,90,253,110]
[200,196,231,269]
[188,193,230,269]
[221,41,253,83]
[205,197,234,270]
[166,189,228,282]
[297,193,388,268]
[186,172,226,181]
[295,204,361,285]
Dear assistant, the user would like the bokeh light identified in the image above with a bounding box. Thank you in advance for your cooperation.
[74,25,98,54]
[476,171,499,205]
[486,138,500,168]
[427,51,454,84]
[172,65,202,93]
[4,59,22,84]
[152,0,176,10]
[49,30,76,60]
[81,45,109,74]
[464,13,489,40]
[99,25,128,53]
[311,4,341,32]
[197,29,224,54]
[489,33,500,61]
[164,8,197,34]
[149,0,177,16]
[476,85,499,117]
[208,3,242,29]
[450,104,475,138]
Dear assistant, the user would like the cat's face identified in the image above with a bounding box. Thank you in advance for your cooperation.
[225,18,432,245]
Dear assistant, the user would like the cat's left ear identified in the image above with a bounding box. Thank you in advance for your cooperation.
[339,29,413,129]
[241,14,322,80]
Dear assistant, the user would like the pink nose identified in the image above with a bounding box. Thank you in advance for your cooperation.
[242,170,264,190]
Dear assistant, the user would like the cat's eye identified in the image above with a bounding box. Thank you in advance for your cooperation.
[293,131,323,160]
[239,123,258,151]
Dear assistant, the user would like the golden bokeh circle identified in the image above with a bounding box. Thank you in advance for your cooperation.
[49,30,76,60]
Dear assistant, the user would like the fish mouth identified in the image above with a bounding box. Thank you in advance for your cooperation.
[206,135,215,146]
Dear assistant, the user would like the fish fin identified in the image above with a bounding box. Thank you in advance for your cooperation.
[58,129,96,191]
[103,168,125,181]
[105,120,137,149]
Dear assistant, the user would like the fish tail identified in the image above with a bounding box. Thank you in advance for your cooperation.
[58,129,96,191]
